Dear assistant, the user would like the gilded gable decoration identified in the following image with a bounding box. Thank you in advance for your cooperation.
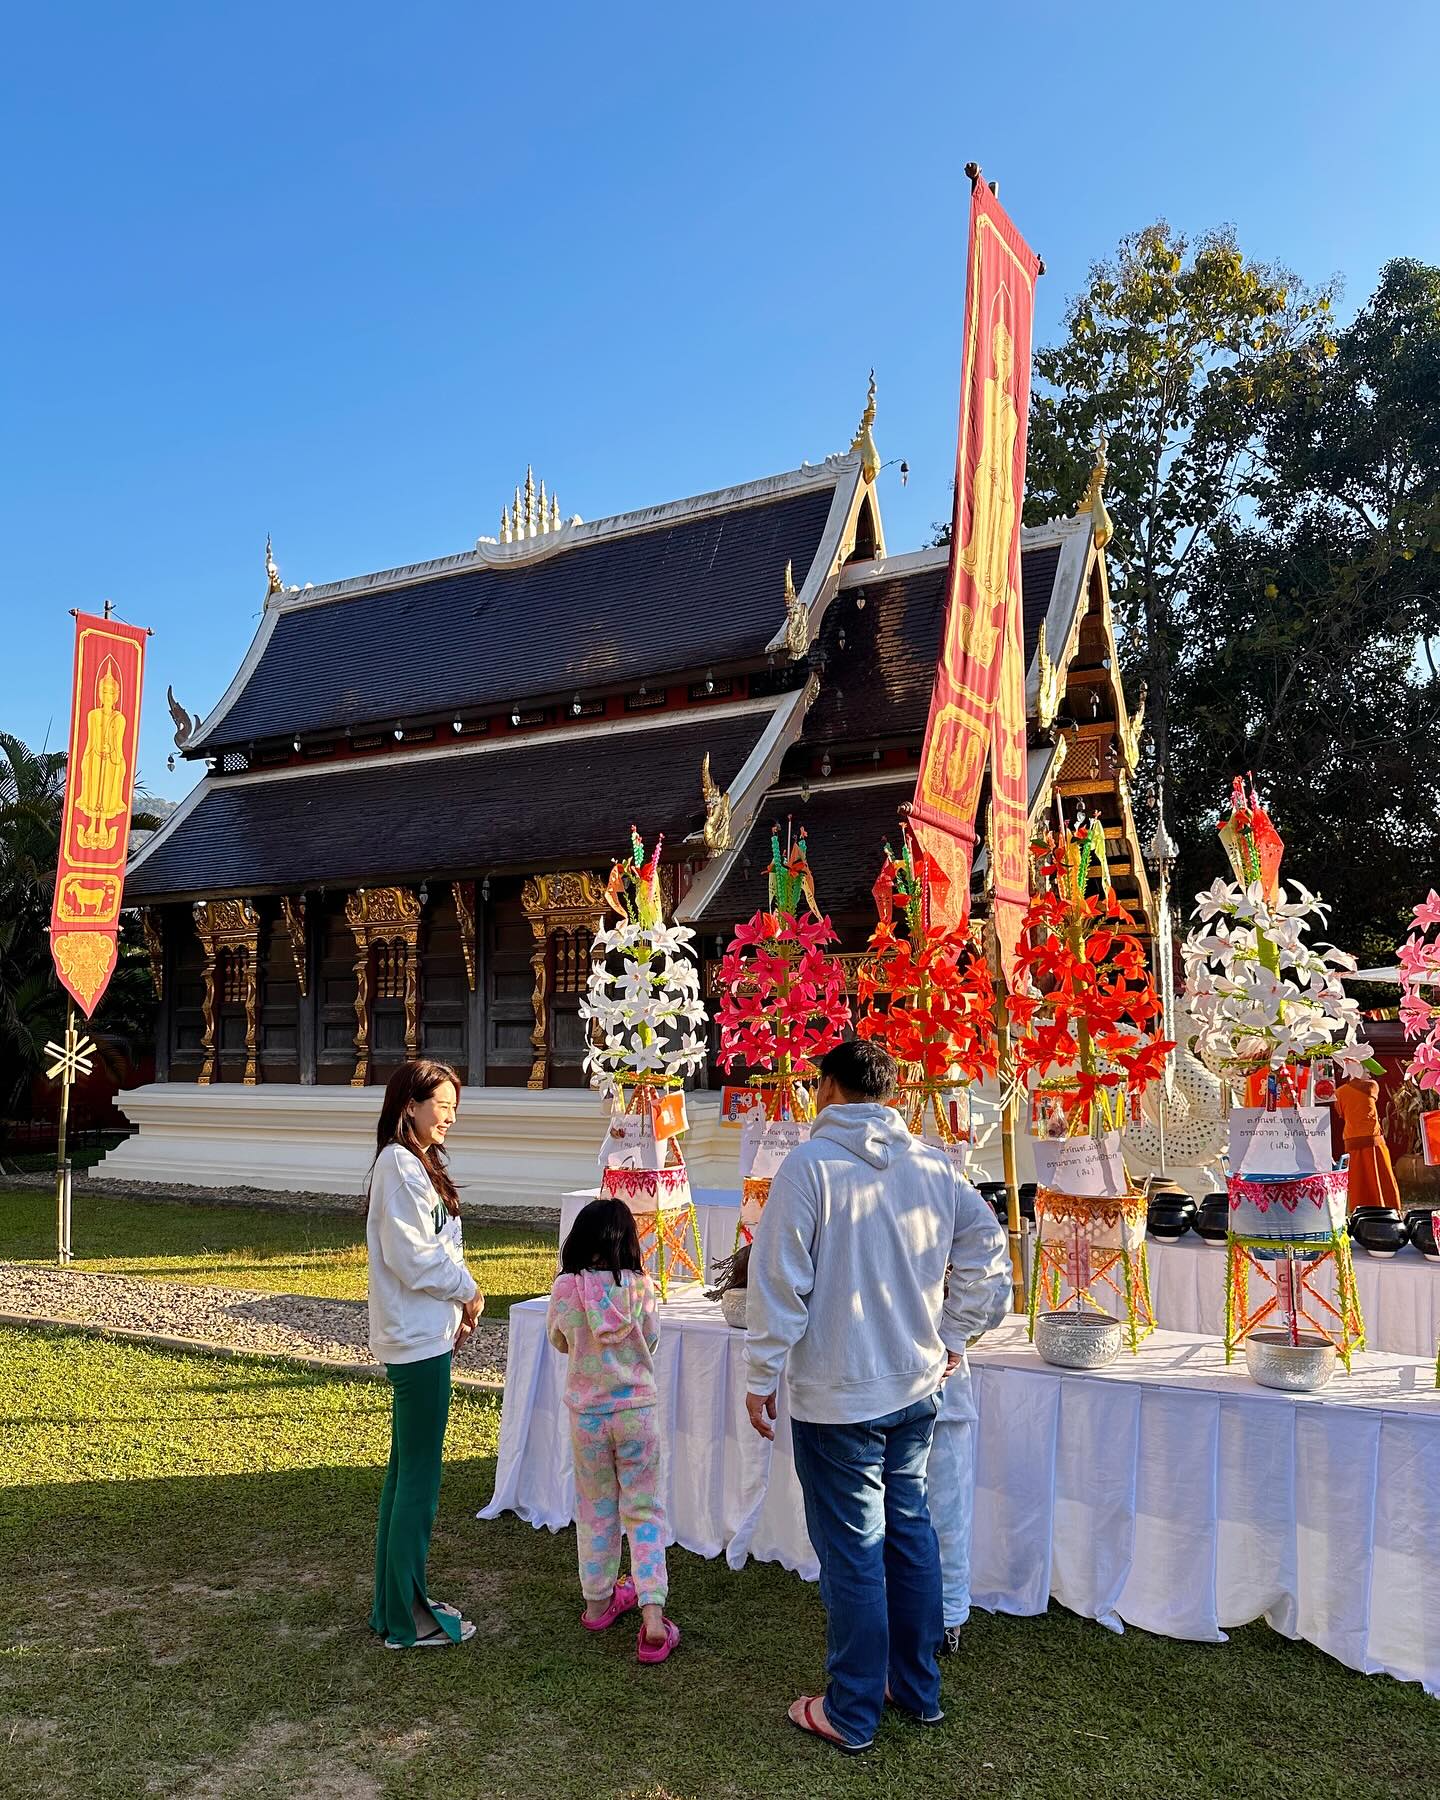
[850,369,880,484]
[782,560,809,660]
[1075,434,1114,550]
[345,887,422,1086]
[700,753,733,856]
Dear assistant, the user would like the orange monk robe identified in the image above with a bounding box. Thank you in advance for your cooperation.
[1333,1078,1401,1214]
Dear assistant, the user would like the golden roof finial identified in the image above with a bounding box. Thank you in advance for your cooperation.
[264,534,283,598]
[1075,432,1113,550]
[783,558,809,659]
[850,369,880,483]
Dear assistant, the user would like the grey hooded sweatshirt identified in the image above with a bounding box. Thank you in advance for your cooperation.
[745,1102,1011,1425]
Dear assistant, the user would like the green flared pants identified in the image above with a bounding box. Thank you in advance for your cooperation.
[370,1350,457,1645]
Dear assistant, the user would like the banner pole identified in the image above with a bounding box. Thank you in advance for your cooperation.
[54,998,75,1265]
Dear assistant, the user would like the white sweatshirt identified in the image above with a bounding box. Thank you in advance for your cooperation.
[366,1143,478,1366]
[745,1103,1011,1425]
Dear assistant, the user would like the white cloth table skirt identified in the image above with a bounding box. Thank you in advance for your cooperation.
[559,1189,742,1282]
[481,1303,1440,1693]
[1146,1233,1440,1359]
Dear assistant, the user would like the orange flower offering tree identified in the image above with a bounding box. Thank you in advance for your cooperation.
[1010,817,1173,1355]
[856,830,997,1155]
[716,825,851,1242]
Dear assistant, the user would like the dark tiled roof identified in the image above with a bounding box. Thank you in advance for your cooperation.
[692,782,919,927]
[126,711,767,901]
[198,485,837,752]
[803,543,1062,747]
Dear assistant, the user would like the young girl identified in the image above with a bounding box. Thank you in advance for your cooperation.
[366,1059,484,1650]
[547,1197,678,1663]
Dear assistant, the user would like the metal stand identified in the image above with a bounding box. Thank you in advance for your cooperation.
[46,1001,93,1266]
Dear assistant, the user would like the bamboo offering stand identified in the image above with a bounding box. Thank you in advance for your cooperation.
[580,829,709,1300]
[716,824,850,1249]
[1183,780,1374,1370]
[1009,815,1172,1352]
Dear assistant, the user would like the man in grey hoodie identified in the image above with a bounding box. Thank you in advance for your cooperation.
[745,1038,1010,1753]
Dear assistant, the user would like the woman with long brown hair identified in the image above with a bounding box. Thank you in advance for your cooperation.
[366,1059,484,1649]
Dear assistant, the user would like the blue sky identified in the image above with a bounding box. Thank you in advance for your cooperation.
[4,0,1438,801]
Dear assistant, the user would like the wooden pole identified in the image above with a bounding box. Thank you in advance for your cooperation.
[996,989,1025,1312]
[54,998,75,1265]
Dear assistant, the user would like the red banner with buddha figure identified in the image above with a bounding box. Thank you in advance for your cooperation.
[910,173,1040,986]
[50,611,149,1016]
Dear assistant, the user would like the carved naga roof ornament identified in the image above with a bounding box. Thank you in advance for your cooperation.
[166,684,202,749]
[265,533,284,597]
[499,466,566,544]
[1121,681,1148,772]
[782,559,809,660]
[850,369,880,484]
[1074,433,1114,550]
[700,752,733,856]
[1034,622,1062,732]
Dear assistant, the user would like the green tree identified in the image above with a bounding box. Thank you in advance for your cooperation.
[1169,258,1440,958]
[1023,221,1337,780]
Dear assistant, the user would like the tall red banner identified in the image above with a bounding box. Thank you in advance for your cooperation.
[50,612,149,1016]
[911,175,1040,985]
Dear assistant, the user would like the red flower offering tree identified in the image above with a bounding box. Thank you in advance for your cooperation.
[716,825,850,1241]
[1011,817,1173,1355]
[856,831,997,1153]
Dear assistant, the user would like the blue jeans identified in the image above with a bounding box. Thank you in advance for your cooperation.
[790,1391,943,1745]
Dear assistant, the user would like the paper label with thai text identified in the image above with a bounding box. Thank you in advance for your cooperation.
[1228,1106,1332,1178]
[740,1115,809,1181]
[1029,1132,1128,1197]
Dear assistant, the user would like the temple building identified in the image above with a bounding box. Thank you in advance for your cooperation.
[110,394,1149,1200]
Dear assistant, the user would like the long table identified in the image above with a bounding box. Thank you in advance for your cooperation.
[480,1294,1440,1694]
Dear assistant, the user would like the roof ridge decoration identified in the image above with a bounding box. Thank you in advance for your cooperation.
[850,371,880,484]
[265,534,283,598]
[498,467,570,544]
[1074,434,1114,550]
[782,560,809,659]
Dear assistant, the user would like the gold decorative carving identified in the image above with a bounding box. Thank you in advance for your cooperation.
[850,368,880,483]
[1121,682,1148,772]
[1035,622,1062,732]
[139,909,164,1000]
[700,753,732,856]
[265,533,283,597]
[345,887,421,1085]
[782,559,808,660]
[521,870,608,1090]
[193,898,261,1086]
[1074,433,1114,550]
[279,896,308,997]
[452,882,477,991]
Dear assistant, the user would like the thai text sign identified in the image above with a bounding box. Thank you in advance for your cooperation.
[51,611,148,1016]
[1228,1106,1332,1178]
[910,175,1040,982]
[740,1116,808,1182]
[1030,1131,1129,1198]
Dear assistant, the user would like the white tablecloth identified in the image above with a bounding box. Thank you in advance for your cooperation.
[1147,1234,1440,1359]
[480,1302,1440,1693]
[560,1188,741,1281]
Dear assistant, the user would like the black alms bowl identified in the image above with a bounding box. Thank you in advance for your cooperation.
[1407,1211,1439,1259]
[1349,1208,1408,1257]
[1147,1196,1195,1240]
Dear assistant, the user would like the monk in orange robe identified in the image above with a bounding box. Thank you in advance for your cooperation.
[1333,1077,1401,1213]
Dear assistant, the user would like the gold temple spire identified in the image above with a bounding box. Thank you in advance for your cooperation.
[850,369,880,484]
[1075,433,1113,550]
[264,534,283,597]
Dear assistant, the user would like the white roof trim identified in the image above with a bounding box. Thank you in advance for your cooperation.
[129,694,790,887]
[189,455,853,756]
[764,456,873,657]
[675,682,818,923]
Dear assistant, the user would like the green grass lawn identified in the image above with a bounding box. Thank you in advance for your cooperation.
[4,1325,1438,1800]
[0,1187,556,1317]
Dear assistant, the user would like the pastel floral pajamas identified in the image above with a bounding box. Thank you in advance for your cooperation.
[570,1405,668,1606]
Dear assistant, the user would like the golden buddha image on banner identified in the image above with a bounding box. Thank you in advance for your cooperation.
[910,171,1040,986]
[50,610,149,1015]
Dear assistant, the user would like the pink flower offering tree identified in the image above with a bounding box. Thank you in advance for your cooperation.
[1399,890,1440,1093]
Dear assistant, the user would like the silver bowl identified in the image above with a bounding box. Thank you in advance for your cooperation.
[719,1288,749,1330]
[1034,1309,1122,1369]
[1244,1329,1336,1392]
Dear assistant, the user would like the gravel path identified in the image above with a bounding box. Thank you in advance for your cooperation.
[0,1262,510,1387]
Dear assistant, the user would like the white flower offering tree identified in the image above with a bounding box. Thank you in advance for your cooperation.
[578,828,707,1295]
[1182,778,1369,1370]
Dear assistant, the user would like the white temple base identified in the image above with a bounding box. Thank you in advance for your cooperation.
[96,1084,739,1210]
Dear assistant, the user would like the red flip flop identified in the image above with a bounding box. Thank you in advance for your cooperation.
[580,1576,637,1632]
[636,1617,681,1663]
[786,1696,872,1754]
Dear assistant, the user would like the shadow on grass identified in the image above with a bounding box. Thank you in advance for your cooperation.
[4,1456,1439,1800]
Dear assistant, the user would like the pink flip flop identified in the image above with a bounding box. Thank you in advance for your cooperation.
[580,1576,637,1632]
[636,1617,681,1663]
